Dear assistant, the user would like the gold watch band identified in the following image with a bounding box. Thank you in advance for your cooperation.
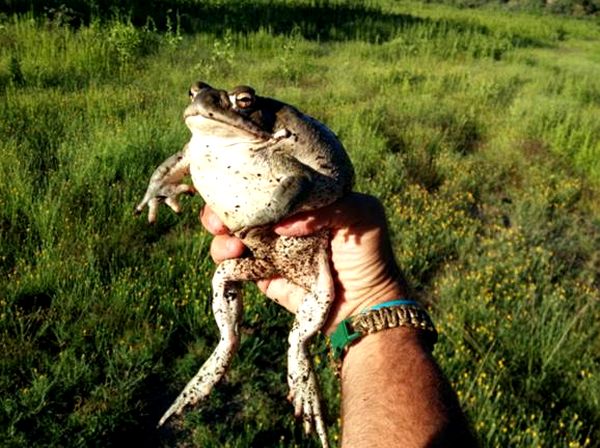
[330,301,438,363]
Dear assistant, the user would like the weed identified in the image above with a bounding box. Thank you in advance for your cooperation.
[196,29,236,79]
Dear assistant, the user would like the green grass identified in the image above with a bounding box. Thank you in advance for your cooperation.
[1,1,599,446]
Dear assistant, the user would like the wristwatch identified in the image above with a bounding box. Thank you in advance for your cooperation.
[330,299,438,361]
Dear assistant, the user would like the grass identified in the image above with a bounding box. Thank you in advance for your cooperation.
[1,1,599,446]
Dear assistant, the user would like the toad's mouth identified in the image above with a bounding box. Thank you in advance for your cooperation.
[184,104,270,141]
[185,114,272,143]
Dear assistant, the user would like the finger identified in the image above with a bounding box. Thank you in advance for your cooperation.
[257,277,303,313]
[303,409,312,435]
[200,206,229,235]
[315,411,328,446]
[209,234,245,263]
[148,198,159,223]
[274,213,322,236]
[274,193,382,236]
[165,197,181,213]
[294,393,303,418]
[176,184,196,195]
[134,198,147,215]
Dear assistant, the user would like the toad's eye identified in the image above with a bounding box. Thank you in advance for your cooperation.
[235,93,254,109]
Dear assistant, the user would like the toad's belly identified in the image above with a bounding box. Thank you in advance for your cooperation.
[188,138,280,230]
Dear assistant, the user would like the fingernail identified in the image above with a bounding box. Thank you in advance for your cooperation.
[277,221,295,230]
[226,237,238,250]
[207,213,219,228]
[225,237,245,257]
[275,221,301,233]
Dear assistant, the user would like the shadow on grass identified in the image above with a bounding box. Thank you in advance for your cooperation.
[6,0,420,42]
[5,0,544,47]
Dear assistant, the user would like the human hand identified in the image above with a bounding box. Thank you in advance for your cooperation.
[199,193,407,334]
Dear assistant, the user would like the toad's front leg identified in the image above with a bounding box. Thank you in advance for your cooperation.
[135,147,195,223]
[287,247,334,448]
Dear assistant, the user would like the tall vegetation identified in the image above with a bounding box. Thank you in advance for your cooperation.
[1,1,599,446]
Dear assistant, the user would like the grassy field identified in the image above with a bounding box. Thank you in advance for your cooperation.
[1,1,599,446]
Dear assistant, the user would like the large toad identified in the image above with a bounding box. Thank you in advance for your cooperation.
[136,82,354,447]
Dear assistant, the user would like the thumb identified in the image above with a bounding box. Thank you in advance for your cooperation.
[273,213,325,236]
[273,193,371,237]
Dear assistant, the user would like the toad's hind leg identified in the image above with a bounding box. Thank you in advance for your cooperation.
[158,258,275,427]
[286,246,334,448]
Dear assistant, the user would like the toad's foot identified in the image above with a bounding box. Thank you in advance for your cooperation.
[287,347,328,448]
[135,149,194,223]
[158,342,231,427]
[135,183,196,224]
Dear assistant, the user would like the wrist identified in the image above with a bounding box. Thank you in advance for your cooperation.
[323,276,406,335]
[330,299,437,363]
[341,325,427,378]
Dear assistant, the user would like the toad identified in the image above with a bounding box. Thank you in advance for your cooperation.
[136,82,354,447]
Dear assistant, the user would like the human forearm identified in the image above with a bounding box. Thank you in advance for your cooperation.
[340,327,477,447]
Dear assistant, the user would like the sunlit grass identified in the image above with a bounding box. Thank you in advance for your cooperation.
[1,1,599,446]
